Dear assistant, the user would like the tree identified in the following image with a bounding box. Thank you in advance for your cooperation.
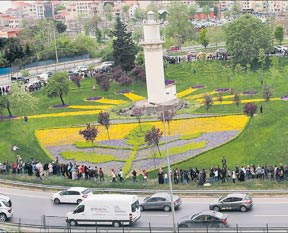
[112,17,136,72]
[132,108,143,131]
[263,85,272,101]
[274,25,284,45]
[233,93,241,107]
[225,14,272,68]
[56,22,67,33]
[79,123,99,143]
[244,102,257,117]
[145,126,163,157]
[204,94,213,111]
[97,111,110,140]
[46,71,69,105]
[199,28,209,49]
[0,95,12,117]
[70,73,82,88]
[8,83,39,116]
[159,110,175,135]
[165,3,195,46]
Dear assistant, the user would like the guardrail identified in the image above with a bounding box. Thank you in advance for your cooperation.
[1,178,288,195]
[1,221,288,233]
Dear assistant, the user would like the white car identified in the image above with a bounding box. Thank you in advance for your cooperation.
[51,187,92,205]
[0,194,13,222]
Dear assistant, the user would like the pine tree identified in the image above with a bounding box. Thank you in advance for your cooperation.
[112,17,137,72]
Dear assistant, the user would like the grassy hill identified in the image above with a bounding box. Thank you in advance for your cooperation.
[1,58,288,173]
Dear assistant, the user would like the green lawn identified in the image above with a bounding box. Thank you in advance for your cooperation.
[1,58,288,178]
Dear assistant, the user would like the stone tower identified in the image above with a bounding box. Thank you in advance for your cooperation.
[141,11,176,104]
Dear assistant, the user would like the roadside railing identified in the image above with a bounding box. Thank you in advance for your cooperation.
[1,220,288,233]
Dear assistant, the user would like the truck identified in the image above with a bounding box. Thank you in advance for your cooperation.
[66,194,141,227]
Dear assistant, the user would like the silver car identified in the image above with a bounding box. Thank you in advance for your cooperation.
[209,193,253,212]
[140,192,181,212]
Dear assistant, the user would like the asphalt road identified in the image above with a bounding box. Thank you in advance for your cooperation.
[1,187,288,228]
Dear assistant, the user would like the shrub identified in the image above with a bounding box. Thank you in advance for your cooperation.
[243,102,257,117]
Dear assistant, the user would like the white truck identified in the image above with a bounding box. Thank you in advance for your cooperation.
[66,194,141,227]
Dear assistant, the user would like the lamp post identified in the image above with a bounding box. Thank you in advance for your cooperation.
[163,110,177,233]
[153,103,177,232]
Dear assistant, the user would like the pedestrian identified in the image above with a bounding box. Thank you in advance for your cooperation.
[118,169,124,182]
[232,170,236,183]
[132,169,137,182]
[260,104,263,113]
[111,169,116,183]
[99,167,104,182]
[143,169,148,182]
[24,116,28,124]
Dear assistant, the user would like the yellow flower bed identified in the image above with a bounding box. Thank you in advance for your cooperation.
[67,105,113,110]
[185,91,217,100]
[177,87,197,98]
[123,92,145,101]
[29,110,102,119]
[36,123,138,146]
[94,98,127,105]
[36,115,248,146]
[167,115,249,135]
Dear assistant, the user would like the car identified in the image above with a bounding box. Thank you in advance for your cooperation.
[140,192,181,212]
[76,65,88,73]
[178,210,228,228]
[51,187,92,205]
[209,193,253,212]
[168,46,181,52]
[11,76,29,84]
[0,194,13,222]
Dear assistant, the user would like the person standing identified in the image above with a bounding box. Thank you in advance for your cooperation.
[132,169,137,182]
[99,167,104,182]
[232,170,236,183]
[118,169,124,182]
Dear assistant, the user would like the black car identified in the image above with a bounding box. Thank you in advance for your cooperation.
[178,210,228,228]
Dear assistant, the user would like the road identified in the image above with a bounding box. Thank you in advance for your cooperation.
[1,187,288,228]
[0,58,101,86]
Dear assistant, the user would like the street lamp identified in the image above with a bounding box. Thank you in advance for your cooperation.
[151,102,177,232]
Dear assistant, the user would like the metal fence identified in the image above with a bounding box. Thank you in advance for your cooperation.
[1,217,288,233]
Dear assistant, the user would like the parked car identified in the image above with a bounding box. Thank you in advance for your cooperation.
[178,210,228,228]
[51,187,92,205]
[140,192,181,212]
[0,194,13,222]
[209,193,253,212]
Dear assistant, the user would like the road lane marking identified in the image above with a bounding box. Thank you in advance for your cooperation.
[254,215,288,217]
[142,214,169,217]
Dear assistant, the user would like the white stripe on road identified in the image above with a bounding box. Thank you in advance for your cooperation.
[142,214,169,217]
[254,215,288,217]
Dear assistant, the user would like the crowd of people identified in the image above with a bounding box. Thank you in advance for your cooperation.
[1,155,288,186]
[0,85,10,96]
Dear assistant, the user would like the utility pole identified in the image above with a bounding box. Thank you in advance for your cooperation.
[52,22,59,64]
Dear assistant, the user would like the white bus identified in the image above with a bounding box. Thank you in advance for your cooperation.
[66,194,141,227]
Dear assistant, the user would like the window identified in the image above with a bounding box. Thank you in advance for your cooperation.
[233,197,243,202]
[131,200,139,212]
[69,191,80,195]
[81,189,91,195]
[74,205,84,213]
[223,198,233,203]
[3,200,11,207]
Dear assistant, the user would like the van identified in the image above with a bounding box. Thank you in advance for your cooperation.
[66,194,141,227]
[0,194,13,222]
[36,73,49,82]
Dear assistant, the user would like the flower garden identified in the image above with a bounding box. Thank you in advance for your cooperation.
[2,60,288,177]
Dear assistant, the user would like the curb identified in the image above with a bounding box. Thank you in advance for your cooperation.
[1,178,288,195]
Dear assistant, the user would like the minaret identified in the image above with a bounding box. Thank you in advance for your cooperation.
[142,11,176,104]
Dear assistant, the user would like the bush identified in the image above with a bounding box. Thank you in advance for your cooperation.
[244,102,257,117]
